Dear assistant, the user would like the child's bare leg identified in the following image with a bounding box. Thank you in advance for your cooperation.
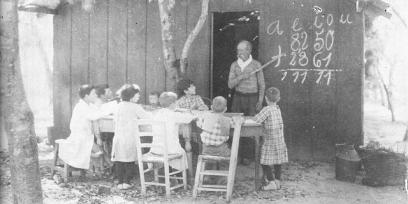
[79,169,86,181]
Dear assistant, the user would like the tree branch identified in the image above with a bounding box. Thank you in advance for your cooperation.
[180,0,209,73]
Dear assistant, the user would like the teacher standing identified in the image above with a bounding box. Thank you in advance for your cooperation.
[228,40,265,164]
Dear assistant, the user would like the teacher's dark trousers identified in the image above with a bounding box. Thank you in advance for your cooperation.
[231,91,257,161]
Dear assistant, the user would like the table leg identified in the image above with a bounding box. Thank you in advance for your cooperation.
[181,124,194,184]
[254,135,260,191]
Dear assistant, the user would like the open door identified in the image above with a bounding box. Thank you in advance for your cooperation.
[211,11,259,111]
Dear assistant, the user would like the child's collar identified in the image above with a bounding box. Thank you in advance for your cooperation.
[268,103,277,107]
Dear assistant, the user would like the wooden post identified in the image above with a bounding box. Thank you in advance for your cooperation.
[181,123,194,184]
[254,135,260,191]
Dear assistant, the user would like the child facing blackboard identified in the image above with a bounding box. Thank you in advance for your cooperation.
[254,87,288,190]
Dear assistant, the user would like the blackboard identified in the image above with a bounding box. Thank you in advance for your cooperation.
[259,0,364,160]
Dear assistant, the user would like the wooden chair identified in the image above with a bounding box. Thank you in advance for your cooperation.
[192,116,244,202]
[135,119,188,197]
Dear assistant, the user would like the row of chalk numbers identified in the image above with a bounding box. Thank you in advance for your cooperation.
[280,69,342,86]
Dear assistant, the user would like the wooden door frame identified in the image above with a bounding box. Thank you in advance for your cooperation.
[209,10,260,99]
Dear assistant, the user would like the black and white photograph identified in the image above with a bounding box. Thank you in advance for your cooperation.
[1,0,408,203]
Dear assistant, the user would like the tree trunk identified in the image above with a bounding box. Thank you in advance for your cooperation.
[0,0,43,203]
[158,0,179,91]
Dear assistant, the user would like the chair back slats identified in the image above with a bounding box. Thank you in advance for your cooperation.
[134,118,188,197]
[135,119,169,161]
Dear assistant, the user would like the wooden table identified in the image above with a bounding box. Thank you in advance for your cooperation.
[96,114,263,190]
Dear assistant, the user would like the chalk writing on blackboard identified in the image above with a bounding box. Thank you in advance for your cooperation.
[279,69,342,85]
[289,17,309,67]
[266,8,353,86]
[340,13,353,24]
[313,13,334,68]
[273,45,286,67]
[266,20,284,36]
[313,6,323,14]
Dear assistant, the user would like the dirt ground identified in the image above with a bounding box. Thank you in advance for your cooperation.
[1,102,407,204]
[1,145,407,204]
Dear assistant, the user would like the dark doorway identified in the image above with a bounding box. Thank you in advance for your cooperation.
[211,11,260,111]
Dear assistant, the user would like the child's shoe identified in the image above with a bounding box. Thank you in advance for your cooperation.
[275,179,281,189]
[261,180,278,191]
[117,184,123,190]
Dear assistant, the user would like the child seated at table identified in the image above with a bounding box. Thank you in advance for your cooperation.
[93,84,117,173]
[196,96,232,184]
[149,92,196,171]
[58,84,108,179]
[143,91,161,111]
[111,84,151,190]
[254,87,288,191]
[149,91,160,107]
[197,96,231,156]
[175,79,209,111]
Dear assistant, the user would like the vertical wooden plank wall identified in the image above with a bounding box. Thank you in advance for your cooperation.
[310,0,337,160]
[128,0,147,101]
[145,2,165,96]
[89,0,108,85]
[187,0,210,97]
[53,4,72,141]
[108,0,127,91]
[53,0,362,160]
[336,1,364,145]
[70,2,90,109]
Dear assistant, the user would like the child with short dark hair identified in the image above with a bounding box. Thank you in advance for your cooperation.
[254,87,288,190]
[58,84,106,178]
[148,91,160,107]
[112,84,151,190]
[175,79,209,111]
[143,91,161,111]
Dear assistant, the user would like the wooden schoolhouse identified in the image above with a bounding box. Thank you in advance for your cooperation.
[49,0,372,161]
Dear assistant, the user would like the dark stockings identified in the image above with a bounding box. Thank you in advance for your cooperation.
[262,164,282,181]
[115,162,134,184]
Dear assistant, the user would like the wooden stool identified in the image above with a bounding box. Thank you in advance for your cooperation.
[52,141,85,182]
[193,117,243,202]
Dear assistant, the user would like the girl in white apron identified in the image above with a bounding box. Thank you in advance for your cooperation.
[111,84,151,190]
[59,85,105,171]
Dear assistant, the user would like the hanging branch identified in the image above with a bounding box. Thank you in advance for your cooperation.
[179,0,209,73]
